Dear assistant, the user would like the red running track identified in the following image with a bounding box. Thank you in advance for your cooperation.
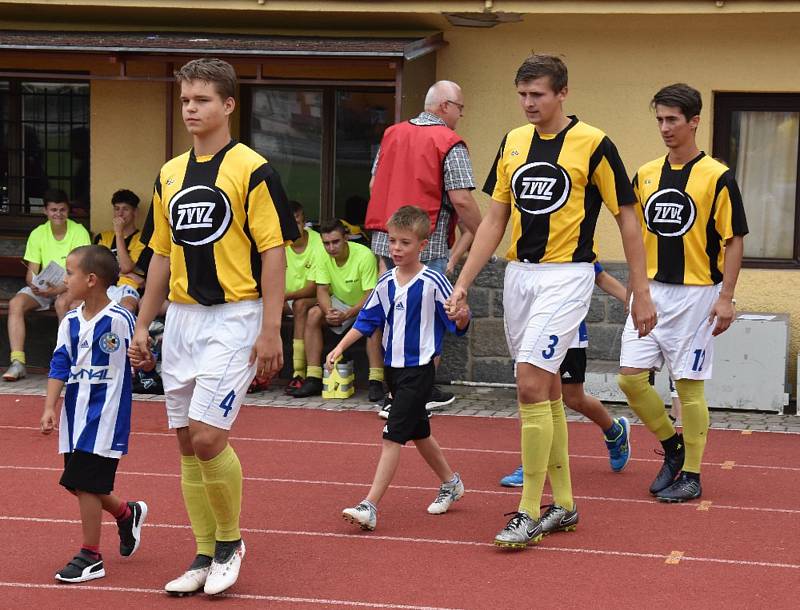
[1,396,799,609]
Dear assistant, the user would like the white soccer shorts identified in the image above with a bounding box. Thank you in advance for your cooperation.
[620,281,721,380]
[503,262,595,374]
[162,299,262,430]
[107,284,140,304]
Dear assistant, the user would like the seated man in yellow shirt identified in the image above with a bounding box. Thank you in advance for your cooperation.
[291,218,384,400]
[4,189,91,381]
[93,189,152,313]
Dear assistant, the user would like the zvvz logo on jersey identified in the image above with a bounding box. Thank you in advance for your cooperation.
[511,161,572,215]
[644,188,697,237]
[168,185,233,246]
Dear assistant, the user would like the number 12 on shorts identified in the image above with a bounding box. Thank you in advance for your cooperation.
[692,349,706,372]
[542,335,559,360]
[219,390,236,417]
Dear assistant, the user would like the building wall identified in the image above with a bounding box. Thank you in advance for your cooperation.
[436,12,800,389]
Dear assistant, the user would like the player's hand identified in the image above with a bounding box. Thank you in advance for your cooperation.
[325,348,342,371]
[446,286,468,319]
[709,297,736,336]
[112,216,126,235]
[249,330,283,378]
[453,304,471,329]
[40,408,57,434]
[630,290,657,337]
[129,327,153,366]
[326,310,344,327]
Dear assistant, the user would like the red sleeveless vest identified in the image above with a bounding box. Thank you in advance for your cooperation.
[366,121,465,242]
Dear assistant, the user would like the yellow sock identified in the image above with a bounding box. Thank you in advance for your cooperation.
[292,340,306,378]
[675,379,709,474]
[618,372,675,441]
[198,445,243,542]
[180,455,216,557]
[518,400,553,515]
[369,367,384,382]
[547,397,574,511]
[10,351,25,365]
[306,365,323,379]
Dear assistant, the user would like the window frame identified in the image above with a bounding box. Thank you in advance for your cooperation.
[713,92,800,269]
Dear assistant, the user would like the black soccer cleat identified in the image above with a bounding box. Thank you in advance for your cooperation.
[650,435,685,495]
[656,473,702,503]
[290,376,323,398]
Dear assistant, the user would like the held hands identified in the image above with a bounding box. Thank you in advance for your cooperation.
[445,286,468,320]
[452,303,472,329]
[249,330,283,378]
[709,297,736,336]
[128,329,154,369]
[40,407,57,434]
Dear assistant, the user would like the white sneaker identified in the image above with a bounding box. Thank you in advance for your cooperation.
[204,540,246,595]
[2,360,26,381]
[427,474,464,514]
[342,502,377,530]
[164,565,210,596]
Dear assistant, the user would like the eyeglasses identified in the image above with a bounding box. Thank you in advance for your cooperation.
[446,99,464,112]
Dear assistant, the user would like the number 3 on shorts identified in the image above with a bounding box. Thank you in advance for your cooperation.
[219,390,236,418]
[542,335,559,360]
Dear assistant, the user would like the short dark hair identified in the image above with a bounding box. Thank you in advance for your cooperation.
[515,54,568,92]
[387,205,430,240]
[111,189,140,208]
[319,218,347,236]
[289,200,304,215]
[175,58,237,100]
[652,83,702,121]
[43,188,70,207]
[70,245,120,288]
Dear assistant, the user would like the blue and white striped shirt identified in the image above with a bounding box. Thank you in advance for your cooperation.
[49,301,135,458]
[354,266,468,368]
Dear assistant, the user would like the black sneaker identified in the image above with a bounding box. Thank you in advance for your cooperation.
[649,435,685,495]
[368,380,386,403]
[426,385,455,412]
[55,551,105,583]
[133,370,164,395]
[291,376,323,398]
[656,473,702,503]
[118,500,148,557]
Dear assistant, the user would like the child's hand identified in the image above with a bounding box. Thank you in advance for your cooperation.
[128,335,153,369]
[454,304,472,329]
[325,349,342,371]
[40,408,57,434]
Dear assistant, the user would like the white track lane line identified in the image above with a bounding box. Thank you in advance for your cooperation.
[0,581,462,609]
[2,424,798,472]
[1,516,798,571]
[1,464,799,516]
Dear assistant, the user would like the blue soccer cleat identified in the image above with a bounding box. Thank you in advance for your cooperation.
[605,416,631,472]
[499,465,523,487]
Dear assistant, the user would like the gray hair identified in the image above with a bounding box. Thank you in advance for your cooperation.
[424,80,461,111]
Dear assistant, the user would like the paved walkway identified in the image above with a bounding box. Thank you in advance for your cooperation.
[3,374,798,433]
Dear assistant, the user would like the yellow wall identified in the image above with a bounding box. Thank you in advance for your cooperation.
[437,12,800,387]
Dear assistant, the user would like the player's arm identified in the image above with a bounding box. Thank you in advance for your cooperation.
[448,189,482,235]
[250,245,287,376]
[316,283,333,316]
[25,260,40,291]
[326,326,365,369]
[131,253,169,365]
[344,289,371,321]
[114,232,137,274]
[446,224,474,276]
[615,206,657,336]
[285,280,315,301]
[41,378,64,434]
[595,270,627,303]
[710,235,743,336]
[450,200,510,311]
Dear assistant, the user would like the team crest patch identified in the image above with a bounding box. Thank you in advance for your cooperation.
[511,161,572,215]
[644,188,697,237]
[99,332,121,354]
[168,184,233,246]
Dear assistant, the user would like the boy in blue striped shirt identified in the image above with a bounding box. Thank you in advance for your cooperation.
[40,245,147,583]
[328,206,471,531]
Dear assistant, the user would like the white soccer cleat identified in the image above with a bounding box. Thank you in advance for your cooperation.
[204,540,246,595]
[164,566,211,596]
[427,474,465,514]
[342,502,377,530]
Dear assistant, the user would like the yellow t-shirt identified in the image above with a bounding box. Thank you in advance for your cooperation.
[24,219,91,269]
[314,241,377,307]
[93,229,149,288]
[285,228,325,294]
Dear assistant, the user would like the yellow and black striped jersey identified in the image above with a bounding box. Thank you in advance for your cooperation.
[483,116,635,263]
[93,230,150,288]
[141,140,299,305]
[633,153,748,286]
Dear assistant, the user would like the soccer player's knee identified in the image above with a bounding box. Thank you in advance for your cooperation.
[307,305,323,325]
[674,378,705,406]
[617,371,649,398]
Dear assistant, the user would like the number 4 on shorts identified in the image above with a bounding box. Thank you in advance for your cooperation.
[219,390,236,418]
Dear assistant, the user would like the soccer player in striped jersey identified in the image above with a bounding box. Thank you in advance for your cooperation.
[329,206,471,531]
[619,84,747,502]
[130,58,298,596]
[41,245,147,583]
[448,54,656,549]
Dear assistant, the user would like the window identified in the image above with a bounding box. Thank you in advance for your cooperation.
[713,93,800,267]
[242,86,393,225]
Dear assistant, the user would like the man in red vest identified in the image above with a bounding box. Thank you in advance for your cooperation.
[365,80,482,411]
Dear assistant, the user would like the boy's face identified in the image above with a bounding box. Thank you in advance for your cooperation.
[517,77,567,127]
[64,253,94,302]
[655,104,699,150]
[180,79,235,138]
[44,201,69,226]
[112,202,137,227]
[388,226,427,268]
[294,210,306,235]
[321,229,347,259]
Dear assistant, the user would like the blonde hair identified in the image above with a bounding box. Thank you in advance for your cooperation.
[387,205,430,239]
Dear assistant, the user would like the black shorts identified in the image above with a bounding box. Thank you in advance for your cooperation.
[60,450,119,495]
[384,362,434,445]
[559,348,586,385]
